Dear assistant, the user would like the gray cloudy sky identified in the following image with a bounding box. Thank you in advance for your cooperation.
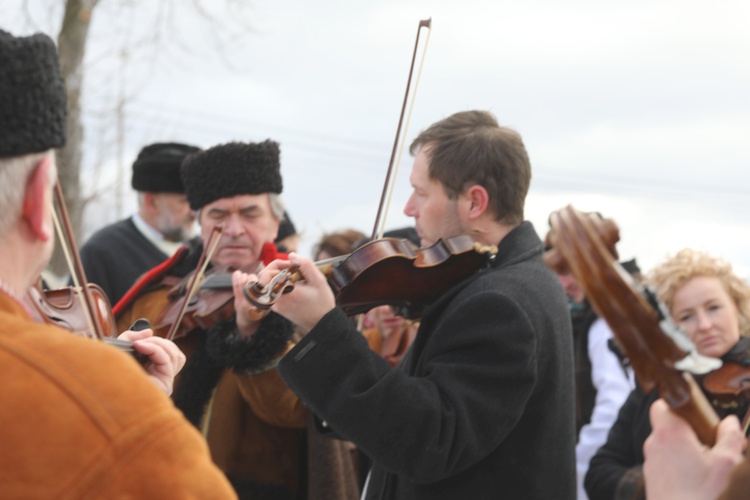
[6,0,750,275]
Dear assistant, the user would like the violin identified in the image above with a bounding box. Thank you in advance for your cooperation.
[545,206,722,445]
[243,234,498,320]
[699,339,750,428]
[26,280,118,338]
[32,181,147,361]
[25,281,148,355]
[154,262,259,341]
[703,363,750,396]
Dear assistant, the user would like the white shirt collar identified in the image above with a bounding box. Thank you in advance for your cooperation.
[131,213,184,257]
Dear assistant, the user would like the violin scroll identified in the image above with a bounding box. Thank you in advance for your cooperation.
[242,262,301,313]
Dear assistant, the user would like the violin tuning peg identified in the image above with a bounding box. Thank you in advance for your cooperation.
[589,216,620,261]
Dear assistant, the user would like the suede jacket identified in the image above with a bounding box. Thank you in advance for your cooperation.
[115,242,360,500]
[0,292,236,499]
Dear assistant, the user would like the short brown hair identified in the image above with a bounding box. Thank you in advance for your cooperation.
[313,229,366,260]
[645,249,750,337]
[409,110,531,225]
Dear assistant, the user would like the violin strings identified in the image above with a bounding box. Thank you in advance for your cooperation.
[51,207,98,339]
[166,225,224,340]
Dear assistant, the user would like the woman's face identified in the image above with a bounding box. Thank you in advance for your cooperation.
[671,275,741,358]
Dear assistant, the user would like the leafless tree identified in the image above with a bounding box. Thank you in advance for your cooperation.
[54,0,98,277]
[11,0,255,277]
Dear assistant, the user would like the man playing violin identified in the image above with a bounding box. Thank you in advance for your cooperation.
[115,141,361,499]
[248,110,577,499]
[0,28,235,498]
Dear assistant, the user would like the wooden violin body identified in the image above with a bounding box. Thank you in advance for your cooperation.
[330,235,496,318]
[26,282,149,361]
[28,181,148,363]
[26,282,118,338]
[155,263,260,341]
[545,206,720,445]
[704,363,750,396]
[243,234,497,319]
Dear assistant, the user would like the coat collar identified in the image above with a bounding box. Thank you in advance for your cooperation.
[490,221,545,271]
[421,221,543,317]
[399,222,544,372]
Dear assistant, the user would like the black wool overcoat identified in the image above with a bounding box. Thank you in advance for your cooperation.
[279,222,577,500]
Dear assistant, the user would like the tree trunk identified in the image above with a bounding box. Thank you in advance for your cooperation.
[52,0,99,278]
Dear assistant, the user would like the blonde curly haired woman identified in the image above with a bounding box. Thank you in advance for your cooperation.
[585,249,750,500]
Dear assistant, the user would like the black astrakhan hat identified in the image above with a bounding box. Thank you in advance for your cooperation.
[131,142,201,193]
[275,211,297,243]
[181,140,282,210]
[0,30,67,158]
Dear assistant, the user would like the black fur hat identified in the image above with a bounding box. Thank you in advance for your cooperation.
[181,140,282,210]
[131,142,201,193]
[275,211,297,242]
[0,30,66,158]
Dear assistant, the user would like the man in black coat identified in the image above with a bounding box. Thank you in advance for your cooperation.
[247,110,576,499]
[80,142,199,305]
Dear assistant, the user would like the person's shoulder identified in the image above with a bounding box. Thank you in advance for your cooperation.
[81,217,137,249]
[479,250,560,298]
[112,243,194,322]
[116,282,172,328]
[91,217,135,234]
[588,317,615,340]
[621,383,656,413]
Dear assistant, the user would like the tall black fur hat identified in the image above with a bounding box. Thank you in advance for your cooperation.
[181,140,282,210]
[131,142,201,193]
[0,30,67,158]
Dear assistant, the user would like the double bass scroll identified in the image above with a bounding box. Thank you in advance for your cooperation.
[544,206,721,445]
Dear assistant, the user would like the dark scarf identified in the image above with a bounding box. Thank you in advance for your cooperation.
[172,312,294,427]
[570,300,599,436]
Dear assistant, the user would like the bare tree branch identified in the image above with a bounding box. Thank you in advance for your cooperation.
[19,0,257,277]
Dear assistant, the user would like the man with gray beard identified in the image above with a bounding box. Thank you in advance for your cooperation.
[81,142,199,305]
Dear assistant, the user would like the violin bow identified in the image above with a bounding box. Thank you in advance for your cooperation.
[371,18,432,241]
[165,224,224,341]
[545,206,721,445]
[51,181,108,339]
[47,176,146,360]
[244,20,432,324]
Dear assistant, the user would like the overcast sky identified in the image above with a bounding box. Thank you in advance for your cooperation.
[6,0,750,277]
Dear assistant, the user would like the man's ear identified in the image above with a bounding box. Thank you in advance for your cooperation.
[464,185,490,220]
[142,192,158,214]
[22,155,54,241]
